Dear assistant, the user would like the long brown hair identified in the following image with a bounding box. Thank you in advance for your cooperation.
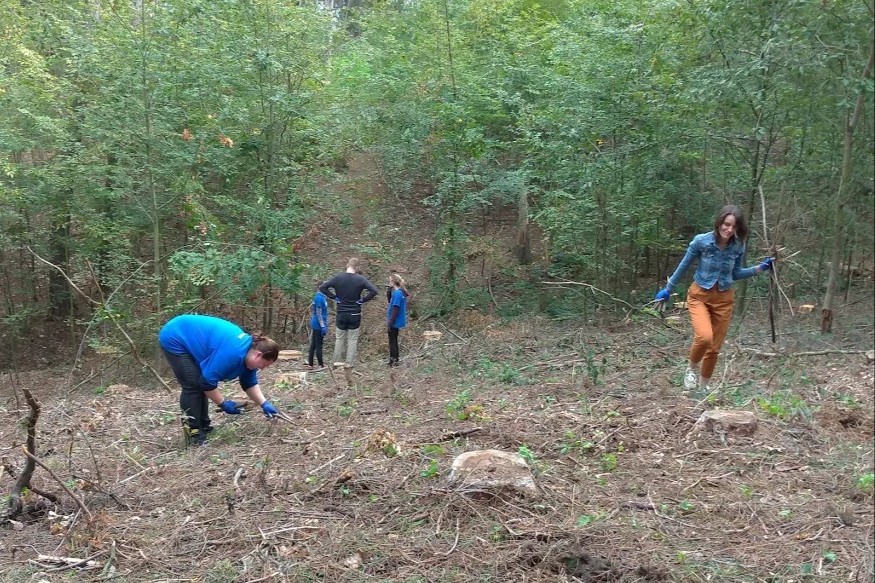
[250,332,279,361]
[713,205,748,242]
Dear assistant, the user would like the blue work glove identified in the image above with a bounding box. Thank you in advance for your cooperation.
[356,298,364,305]
[758,257,774,272]
[654,288,670,302]
[220,399,242,415]
[320,326,328,336]
[333,297,341,304]
[261,400,278,418]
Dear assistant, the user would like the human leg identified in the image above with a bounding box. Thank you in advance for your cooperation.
[314,329,325,367]
[307,328,317,367]
[388,327,400,365]
[162,349,209,443]
[346,323,361,367]
[699,289,735,381]
[333,327,346,363]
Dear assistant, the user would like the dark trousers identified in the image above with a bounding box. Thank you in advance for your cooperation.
[388,327,400,363]
[162,348,210,431]
[308,328,324,366]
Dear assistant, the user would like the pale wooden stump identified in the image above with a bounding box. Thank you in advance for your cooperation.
[686,410,758,441]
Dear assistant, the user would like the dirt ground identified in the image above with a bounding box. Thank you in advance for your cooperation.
[1,156,873,582]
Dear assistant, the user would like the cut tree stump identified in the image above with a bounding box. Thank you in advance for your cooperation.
[448,449,539,497]
[277,350,303,361]
[686,410,758,441]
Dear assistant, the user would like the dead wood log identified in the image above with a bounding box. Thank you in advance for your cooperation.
[5,389,40,519]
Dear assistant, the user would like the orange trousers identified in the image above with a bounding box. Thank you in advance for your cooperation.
[686,282,735,379]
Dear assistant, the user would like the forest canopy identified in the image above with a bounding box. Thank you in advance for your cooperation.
[1,0,872,350]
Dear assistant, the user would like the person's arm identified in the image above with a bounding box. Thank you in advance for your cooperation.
[317,296,327,329]
[319,277,339,301]
[666,236,701,292]
[731,244,759,281]
[243,383,268,406]
[361,278,380,302]
[203,387,226,406]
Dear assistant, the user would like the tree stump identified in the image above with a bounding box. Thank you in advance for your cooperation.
[686,410,758,441]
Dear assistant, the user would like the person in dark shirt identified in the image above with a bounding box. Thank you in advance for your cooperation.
[653,205,774,392]
[158,314,281,445]
[319,258,379,367]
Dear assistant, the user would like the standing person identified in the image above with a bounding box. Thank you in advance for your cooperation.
[654,205,774,391]
[386,273,409,367]
[158,314,281,446]
[319,258,379,367]
[307,280,329,370]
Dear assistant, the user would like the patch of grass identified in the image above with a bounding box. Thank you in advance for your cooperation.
[204,559,237,583]
[421,444,446,456]
[600,452,618,472]
[420,459,440,478]
[446,388,473,420]
[756,391,814,420]
[559,430,596,455]
[337,400,356,418]
[856,472,874,492]
[470,357,530,386]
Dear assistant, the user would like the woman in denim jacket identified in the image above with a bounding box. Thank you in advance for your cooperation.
[654,205,774,391]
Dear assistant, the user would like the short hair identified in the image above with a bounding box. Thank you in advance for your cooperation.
[347,257,359,270]
[714,205,748,241]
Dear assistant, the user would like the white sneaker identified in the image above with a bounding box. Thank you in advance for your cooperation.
[683,367,699,390]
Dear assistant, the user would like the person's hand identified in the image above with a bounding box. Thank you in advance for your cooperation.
[320,326,328,336]
[654,288,670,302]
[356,298,364,305]
[333,297,341,304]
[220,399,242,415]
[758,257,774,272]
[261,400,278,418]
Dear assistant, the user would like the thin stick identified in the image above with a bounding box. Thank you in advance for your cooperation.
[26,247,173,394]
[758,185,777,343]
[22,447,93,521]
[307,453,345,476]
[440,517,461,556]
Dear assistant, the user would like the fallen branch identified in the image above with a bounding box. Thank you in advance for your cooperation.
[22,447,93,521]
[5,389,40,519]
[233,467,245,490]
[739,348,871,358]
[433,427,482,443]
[542,280,638,310]
[31,554,103,570]
[307,453,345,476]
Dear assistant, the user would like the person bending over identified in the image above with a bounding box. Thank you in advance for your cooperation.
[158,314,280,445]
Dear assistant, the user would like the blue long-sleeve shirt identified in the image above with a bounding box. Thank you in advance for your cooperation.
[158,315,258,390]
[667,232,757,292]
[310,291,329,330]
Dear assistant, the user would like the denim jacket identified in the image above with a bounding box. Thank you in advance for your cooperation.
[667,232,757,292]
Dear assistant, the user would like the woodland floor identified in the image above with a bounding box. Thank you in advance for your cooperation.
[1,156,873,582]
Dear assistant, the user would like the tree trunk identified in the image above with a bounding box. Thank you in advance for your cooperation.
[821,43,874,333]
[514,189,531,264]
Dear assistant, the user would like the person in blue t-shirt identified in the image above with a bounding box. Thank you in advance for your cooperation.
[386,273,409,367]
[158,314,281,445]
[306,280,329,369]
[653,205,774,392]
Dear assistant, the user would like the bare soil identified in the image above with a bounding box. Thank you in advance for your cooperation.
[1,156,873,582]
